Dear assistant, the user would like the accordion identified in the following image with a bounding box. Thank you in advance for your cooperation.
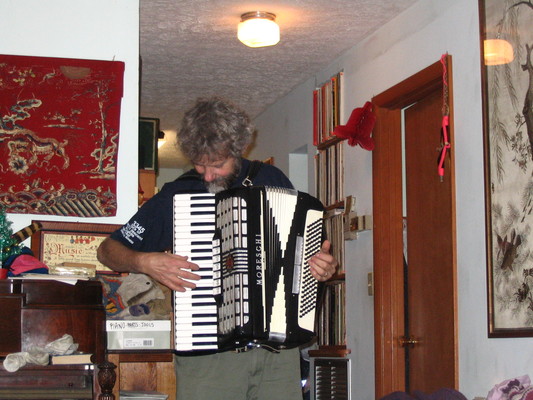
[173,186,324,353]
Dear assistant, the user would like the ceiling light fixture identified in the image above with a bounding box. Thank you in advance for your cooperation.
[238,11,280,48]
[484,39,514,66]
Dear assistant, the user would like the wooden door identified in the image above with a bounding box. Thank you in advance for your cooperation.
[372,56,458,397]
[403,88,457,392]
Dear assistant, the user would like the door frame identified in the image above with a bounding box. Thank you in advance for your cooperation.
[372,56,458,397]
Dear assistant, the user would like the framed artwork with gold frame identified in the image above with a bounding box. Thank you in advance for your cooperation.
[30,220,121,273]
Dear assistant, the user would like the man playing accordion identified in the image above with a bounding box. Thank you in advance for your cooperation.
[97,96,338,400]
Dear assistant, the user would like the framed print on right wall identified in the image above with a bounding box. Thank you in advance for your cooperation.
[480,0,533,337]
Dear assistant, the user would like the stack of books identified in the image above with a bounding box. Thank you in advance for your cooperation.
[51,353,93,365]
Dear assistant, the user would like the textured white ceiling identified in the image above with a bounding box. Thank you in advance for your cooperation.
[140,0,417,169]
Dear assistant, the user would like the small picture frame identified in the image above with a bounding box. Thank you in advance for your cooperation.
[30,220,122,273]
[139,117,160,171]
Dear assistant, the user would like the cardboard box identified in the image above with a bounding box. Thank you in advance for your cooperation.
[106,320,171,350]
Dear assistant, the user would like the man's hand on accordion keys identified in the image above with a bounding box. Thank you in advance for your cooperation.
[308,239,339,282]
[138,251,201,292]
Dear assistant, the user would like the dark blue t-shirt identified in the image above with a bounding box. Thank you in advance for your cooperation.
[110,159,294,252]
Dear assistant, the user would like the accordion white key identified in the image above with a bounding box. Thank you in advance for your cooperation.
[173,186,324,353]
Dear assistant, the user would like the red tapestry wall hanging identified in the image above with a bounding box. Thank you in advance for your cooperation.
[0,54,125,217]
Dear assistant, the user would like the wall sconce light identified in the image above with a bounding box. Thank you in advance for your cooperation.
[484,39,514,65]
[238,11,280,48]
[158,131,166,149]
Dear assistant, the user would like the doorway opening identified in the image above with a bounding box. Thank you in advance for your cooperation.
[290,144,309,193]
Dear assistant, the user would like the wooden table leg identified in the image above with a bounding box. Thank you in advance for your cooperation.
[97,361,117,400]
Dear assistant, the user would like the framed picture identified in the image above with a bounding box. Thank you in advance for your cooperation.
[30,220,122,273]
[139,117,160,171]
[480,0,533,337]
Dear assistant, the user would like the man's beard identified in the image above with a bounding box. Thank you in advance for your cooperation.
[204,158,241,194]
[205,174,234,193]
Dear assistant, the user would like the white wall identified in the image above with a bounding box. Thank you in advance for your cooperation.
[0,0,140,235]
[157,167,187,189]
[252,78,317,193]
[252,0,529,398]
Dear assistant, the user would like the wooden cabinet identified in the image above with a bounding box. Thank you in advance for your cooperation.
[0,279,114,400]
[0,364,95,399]
[107,351,176,400]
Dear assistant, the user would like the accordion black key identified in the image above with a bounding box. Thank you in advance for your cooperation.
[173,186,324,353]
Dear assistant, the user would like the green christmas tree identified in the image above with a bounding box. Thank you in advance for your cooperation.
[0,207,22,265]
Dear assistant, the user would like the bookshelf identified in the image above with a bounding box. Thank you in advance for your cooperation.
[313,71,344,146]
[312,138,349,354]
[310,73,350,400]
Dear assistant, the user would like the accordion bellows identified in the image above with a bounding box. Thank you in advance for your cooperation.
[173,186,324,353]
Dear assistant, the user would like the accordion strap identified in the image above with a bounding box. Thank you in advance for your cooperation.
[242,160,263,187]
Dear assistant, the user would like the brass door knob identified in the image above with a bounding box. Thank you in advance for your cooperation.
[399,336,421,348]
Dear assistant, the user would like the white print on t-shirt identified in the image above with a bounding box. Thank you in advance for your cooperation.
[120,221,145,244]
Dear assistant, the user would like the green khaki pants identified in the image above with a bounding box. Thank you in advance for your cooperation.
[175,347,302,400]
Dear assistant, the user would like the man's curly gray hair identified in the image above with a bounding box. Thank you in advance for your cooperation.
[177,97,254,163]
